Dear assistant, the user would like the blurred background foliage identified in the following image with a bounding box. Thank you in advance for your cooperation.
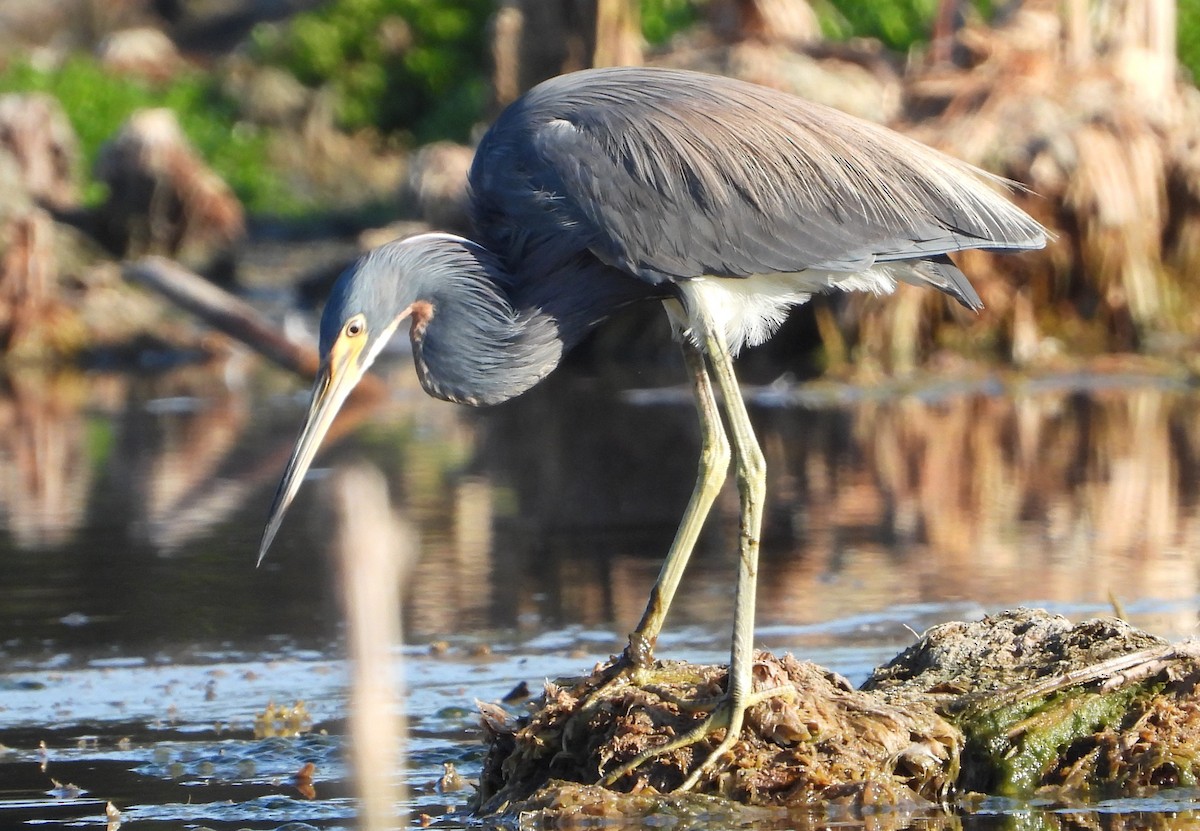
[247,0,1014,145]
[250,0,494,143]
[642,0,701,44]
[815,0,989,51]
[0,58,291,212]
[1182,0,1200,80]
[248,0,703,140]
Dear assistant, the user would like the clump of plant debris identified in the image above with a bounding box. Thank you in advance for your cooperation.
[475,651,960,814]
[475,609,1200,821]
[865,610,1200,795]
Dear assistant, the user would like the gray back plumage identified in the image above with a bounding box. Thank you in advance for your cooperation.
[469,67,1044,291]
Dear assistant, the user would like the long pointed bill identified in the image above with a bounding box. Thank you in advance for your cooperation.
[257,339,370,566]
[257,308,411,565]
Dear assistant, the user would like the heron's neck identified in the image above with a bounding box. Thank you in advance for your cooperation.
[410,271,556,407]
[412,236,659,406]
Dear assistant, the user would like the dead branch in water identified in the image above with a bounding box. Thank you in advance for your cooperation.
[122,256,383,399]
[124,255,314,376]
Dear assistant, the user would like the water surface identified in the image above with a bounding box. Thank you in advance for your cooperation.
[2,355,1199,828]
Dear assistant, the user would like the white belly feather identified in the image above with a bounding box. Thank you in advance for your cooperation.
[667,267,903,356]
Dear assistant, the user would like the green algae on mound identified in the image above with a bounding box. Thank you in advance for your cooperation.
[866,610,1200,796]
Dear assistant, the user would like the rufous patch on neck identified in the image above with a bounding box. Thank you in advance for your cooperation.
[408,300,434,338]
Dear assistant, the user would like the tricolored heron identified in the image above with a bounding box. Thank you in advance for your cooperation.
[259,66,1046,789]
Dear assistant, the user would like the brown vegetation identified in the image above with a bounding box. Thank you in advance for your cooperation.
[478,652,957,809]
[0,1,1198,375]
[0,93,106,356]
[878,0,1200,365]
[0,206,87,359]
[94,108,245,272]
[0,94,78,212]
[400,141,474,235]
[706,0,820,46]
[475,610,1200,816]
[491,0,602,111]
[96,26,187,83]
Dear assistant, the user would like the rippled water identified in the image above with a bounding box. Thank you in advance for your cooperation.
[2,355,1200,829]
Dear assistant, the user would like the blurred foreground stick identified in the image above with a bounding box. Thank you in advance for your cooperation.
[122,255,383,398]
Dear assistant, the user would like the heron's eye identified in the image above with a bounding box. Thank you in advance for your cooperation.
[345,317,365,338]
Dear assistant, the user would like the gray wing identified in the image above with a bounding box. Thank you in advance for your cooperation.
[470,67,1044,297]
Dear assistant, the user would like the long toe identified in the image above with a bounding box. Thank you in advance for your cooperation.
[599,677,800,793]
[599,694,743,791]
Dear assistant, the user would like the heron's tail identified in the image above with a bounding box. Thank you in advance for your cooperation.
[901,254,984,312]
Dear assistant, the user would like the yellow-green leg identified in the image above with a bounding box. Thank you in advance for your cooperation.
[602,311,768,791]
[625,340,730,666]
[678,317,766,790]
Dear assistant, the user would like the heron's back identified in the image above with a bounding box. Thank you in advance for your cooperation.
[468,66,1045,287]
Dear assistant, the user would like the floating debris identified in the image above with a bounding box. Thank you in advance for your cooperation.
[501,680,530,704]
[47,779,83,799]
[253,700,312,739]
[293,761,317,800]
[437,762,465,794]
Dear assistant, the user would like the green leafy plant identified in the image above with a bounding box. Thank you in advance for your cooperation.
[251,0,493,143]
[643,0,700,45]
[0,56,299,213]
[1181,0,1200,83]
[813,0,983,52]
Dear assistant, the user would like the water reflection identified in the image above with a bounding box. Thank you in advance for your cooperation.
[742,380,1199,637]
[470,369,1200,643]
[0,361,1197,659]
[3,360,1200,829]
[0,371,92,548]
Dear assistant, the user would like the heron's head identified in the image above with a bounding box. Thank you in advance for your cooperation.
[257,233,560,564]
[256,240,433,564]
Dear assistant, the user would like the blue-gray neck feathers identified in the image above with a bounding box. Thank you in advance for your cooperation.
[321,234,654,406]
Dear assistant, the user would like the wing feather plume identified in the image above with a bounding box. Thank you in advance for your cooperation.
[469,67,1045,293]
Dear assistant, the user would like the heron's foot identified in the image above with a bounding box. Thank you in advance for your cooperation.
[599,684,795,792]
[590,631,659,690]
[571,633,662,734]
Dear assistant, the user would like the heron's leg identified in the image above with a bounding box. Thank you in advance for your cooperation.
[675,320,767,790]
[625,341,730,666]
[600,320,769,792]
